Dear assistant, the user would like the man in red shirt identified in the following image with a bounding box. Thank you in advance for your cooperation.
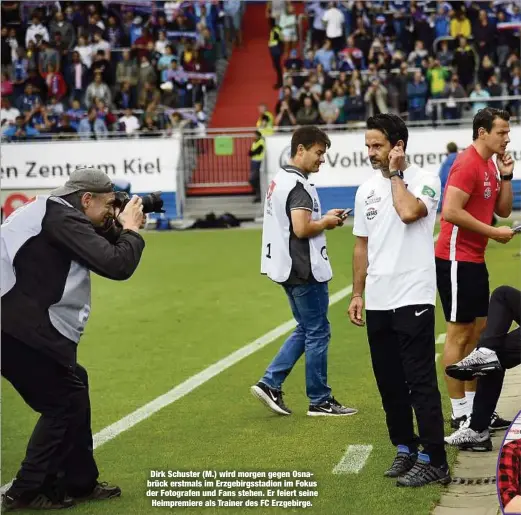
[435,108,515,430]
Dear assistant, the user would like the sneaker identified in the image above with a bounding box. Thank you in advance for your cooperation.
[445,426,492,451]
[1,492,74,511]
[307,397,357,417]
[396,455,451,487]
[445,348,502,381]
[489,412,511,431]
[450,414,469,430]
[384,447,418,478]
[250,382,292,415]
[70,482,122,502]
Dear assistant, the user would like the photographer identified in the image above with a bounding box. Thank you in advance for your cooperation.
[1,167,145,511]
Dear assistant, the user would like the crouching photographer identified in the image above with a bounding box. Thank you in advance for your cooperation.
[1,167,146,511]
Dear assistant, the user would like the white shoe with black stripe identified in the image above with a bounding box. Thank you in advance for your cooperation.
[250,382,292,415]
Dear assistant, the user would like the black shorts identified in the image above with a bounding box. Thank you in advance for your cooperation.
[436,257,490,324]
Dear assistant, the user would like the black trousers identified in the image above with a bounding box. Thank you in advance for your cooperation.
[471,286,521,432]
[366,305,447,466]
[269,47,283,87]
[1,332,99,498]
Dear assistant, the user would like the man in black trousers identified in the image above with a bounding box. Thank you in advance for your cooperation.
[445,285,520,451]
[1,167,145,511]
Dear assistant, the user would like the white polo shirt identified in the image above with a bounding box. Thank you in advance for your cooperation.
[353,165,441,311]
[322,7,345,39]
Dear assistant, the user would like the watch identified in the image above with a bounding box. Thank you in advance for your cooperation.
[389,170,404,180]
[501,173,514,181]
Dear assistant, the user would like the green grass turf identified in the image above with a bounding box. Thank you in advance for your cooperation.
[2,227,520,515]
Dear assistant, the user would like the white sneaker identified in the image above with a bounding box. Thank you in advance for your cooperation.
[445,348,502,381]
[445,426,492,452]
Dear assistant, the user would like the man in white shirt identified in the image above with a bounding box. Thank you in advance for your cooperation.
[118,108,140,135]
[251,126,357,417]
[322,2,345,51]
[348,114,450,487]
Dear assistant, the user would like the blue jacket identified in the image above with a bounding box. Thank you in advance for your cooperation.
[439,152,458,210]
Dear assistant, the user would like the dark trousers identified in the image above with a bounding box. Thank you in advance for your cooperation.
[269,47,283,87]
[366,305,447,466]
[249,160,262,199]
[1,332,99,498]
[471,286,521,432]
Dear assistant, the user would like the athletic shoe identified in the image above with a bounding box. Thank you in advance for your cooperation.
[450,414,469,430]
[250,382,292,415]
[1,492,74,511]
[307,397,357,417]
[384,448,417,478]
[444,426,492,451]
[396,455,451,487]
[70,482,122,502]
[445,348,502,381]
[489,412,511,431]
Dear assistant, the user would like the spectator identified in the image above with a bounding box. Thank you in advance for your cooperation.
[25,15,49,47]
[137,55,157,98]
[274,99,296,127]
[256,103,274,133]
[224,0,243,48]
[322,1,345,52]
[133,27,153,61]
[105,15,122,49]
[364,78,388,117]
[65,51,89,105]
[473,10,495,58]
[344,83,365,122]
[1,27,12,72]
[433,5,450,38]
[85,71,111,108]
[3,115,39,141]
[478,55,495,88]
[92,30,111,62]
[155,31,169,55]
[1,97,20,125]
[407,70,428,121]
[318,88,340,124]
[116,49,139,90]
[426,58,450,98]
[49,10,76,51]
[437,39,454,67]
[114,81,136,110]
[74,35,94,69]
[276,86,299,116]
[268,18,283,89]
[296,95,319,125]
[507,66,521,119]
[53,114,77,139]
[17,82,41,114]
[12,47,28,97]
[139,114,160,137]
[487,75,504,109]
[38,40,60,77]
[441,74,466,120]
[77,106,107,140]
[450,8,472,39]
[45,64,66,101]
[407,40,428,67]
[1,70,14,98]
[314,39,335,73]
[138,81,161,110]
[453,36,476,91]
[65,99,86,131]
[118,107,140,135]
[279,2,298,56]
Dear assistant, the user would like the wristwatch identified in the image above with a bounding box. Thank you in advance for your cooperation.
[389,170,404,179]
[501,173,514,181]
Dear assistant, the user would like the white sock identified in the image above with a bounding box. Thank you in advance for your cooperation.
[451,398,468,419]
[465,391,476,413]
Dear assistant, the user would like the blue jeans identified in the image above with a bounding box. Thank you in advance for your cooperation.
[261,282,332,405]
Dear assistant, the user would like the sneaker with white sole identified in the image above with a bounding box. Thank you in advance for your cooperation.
[307,397,357,417]
[250,382,292,415]
[489,411,511,431]
[445,348,502,381]
[444,426,492,451]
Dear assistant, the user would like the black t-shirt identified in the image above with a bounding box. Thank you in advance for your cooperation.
[284,173,317,285]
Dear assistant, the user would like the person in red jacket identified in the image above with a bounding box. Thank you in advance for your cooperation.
[45,64,67,101]
[435,108,515,430]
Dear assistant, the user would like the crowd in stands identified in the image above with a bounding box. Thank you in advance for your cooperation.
[265,0,521,129]
[1,0,243,142]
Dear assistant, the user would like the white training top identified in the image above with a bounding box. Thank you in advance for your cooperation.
[353,165,441,311]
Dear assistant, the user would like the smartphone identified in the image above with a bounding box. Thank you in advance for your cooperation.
[513,224,521,234]
[339,208,353,220]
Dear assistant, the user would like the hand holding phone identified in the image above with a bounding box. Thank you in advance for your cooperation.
[513,224,521,234]
[339,208,353,220]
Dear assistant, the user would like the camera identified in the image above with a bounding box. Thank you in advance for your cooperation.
[114,191,165,214]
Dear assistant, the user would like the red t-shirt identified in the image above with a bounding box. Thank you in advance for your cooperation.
[435,145,499,263]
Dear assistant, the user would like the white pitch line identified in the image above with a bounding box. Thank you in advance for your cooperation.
[436,333,447,345]
[332,445,373,474]
[435,353,441,362]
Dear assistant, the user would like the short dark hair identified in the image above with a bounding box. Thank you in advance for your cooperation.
[447,142,458,153]
[366,114,409,151]
[472,108,510,140]
[290,126,331,157]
